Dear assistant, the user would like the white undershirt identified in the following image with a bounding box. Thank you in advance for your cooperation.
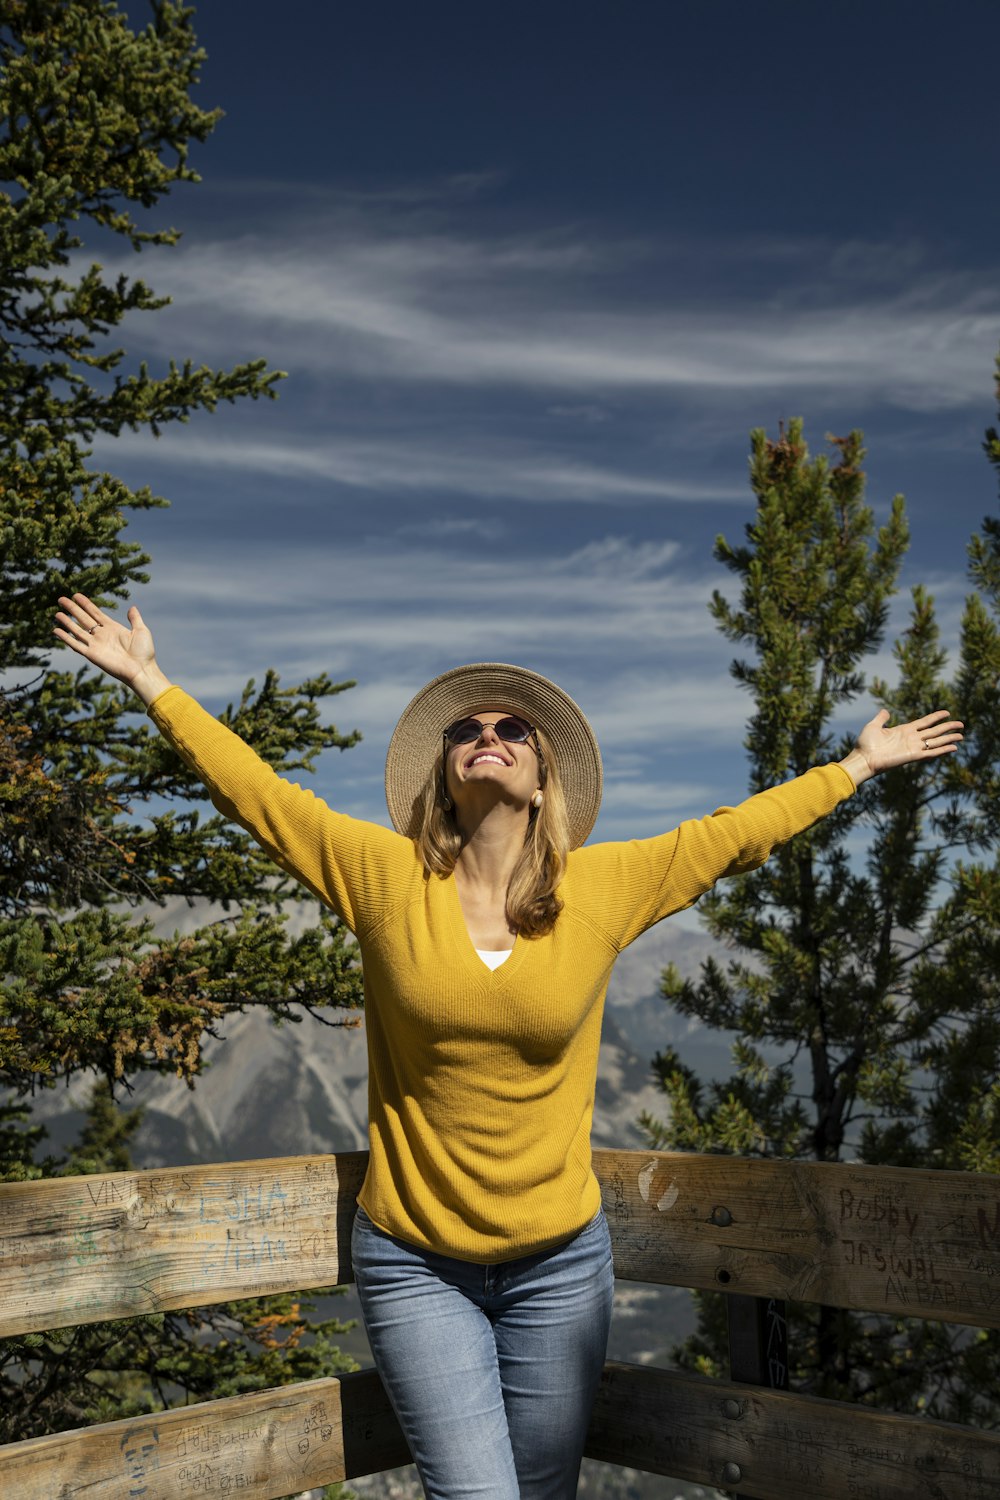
[475,948,512,970]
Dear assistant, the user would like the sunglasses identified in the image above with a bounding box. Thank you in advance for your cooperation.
[443,715,537,746]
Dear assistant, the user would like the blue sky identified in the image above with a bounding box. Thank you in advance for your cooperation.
[94,0,999,841]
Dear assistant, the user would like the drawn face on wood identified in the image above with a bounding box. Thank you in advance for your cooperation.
[119,1423,160,1494]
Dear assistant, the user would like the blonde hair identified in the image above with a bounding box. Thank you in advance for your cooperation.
[416,727,570,938]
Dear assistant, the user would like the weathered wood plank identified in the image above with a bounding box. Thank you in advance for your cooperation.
[3,1149,999,1337]
[0,1369,410,1500]
[0,1152,368,1337]
[594,1148,1000,1330]
[585,1360,1000,1500]
[2,1359,997,1500]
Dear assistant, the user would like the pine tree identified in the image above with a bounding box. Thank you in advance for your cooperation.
[642,417,1000,1424]
[1,0,363,1443]
[919,352,1000,1196]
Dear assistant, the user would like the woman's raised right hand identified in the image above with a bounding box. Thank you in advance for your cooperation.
[54,593,172,705]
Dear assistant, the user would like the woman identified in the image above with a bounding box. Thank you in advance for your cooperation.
[54,592,962,1500]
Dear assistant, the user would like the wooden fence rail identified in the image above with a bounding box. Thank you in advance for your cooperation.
[1,1148,998,1499]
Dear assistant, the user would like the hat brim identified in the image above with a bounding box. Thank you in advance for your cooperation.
[384,662,603,849]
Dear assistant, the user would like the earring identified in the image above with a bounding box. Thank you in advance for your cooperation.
[530,789,543,810]
[440,780,453,811]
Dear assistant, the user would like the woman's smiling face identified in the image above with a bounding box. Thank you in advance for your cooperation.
[444,708,541,809]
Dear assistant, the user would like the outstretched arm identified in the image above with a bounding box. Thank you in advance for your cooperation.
[52,593,405,935]
[53,592,172,706]
[575,704,965,951]
[839,708,964,786]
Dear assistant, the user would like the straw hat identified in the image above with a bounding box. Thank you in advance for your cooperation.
[384,662,603,848]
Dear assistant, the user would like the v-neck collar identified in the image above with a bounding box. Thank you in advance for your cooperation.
[443,874,528,984]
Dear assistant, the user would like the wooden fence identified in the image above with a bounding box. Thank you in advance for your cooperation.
[1,1148,998,1498]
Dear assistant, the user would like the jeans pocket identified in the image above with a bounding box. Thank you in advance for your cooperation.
[351,1204,379,1270]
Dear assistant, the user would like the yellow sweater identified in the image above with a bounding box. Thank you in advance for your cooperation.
[149,686,856,1263]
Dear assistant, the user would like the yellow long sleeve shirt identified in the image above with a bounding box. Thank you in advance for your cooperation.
[149,686,856,1263]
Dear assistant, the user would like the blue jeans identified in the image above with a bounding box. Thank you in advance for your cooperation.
[352,1206,614,1500]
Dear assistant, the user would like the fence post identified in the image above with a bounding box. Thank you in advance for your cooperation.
[725,1294,788,1498]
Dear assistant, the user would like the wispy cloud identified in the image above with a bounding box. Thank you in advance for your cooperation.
[135,531,724,679]
[102,428,746,504]
[106,200,1000,411]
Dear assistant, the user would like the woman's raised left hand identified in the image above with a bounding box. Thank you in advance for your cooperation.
[840,708,964,786]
